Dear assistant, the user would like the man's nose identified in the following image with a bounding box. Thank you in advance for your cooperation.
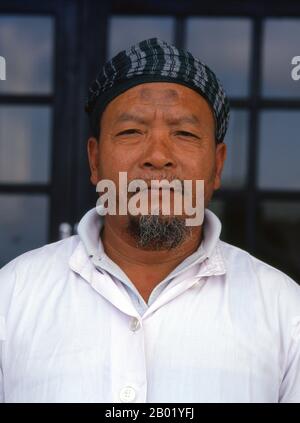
[139,130,177,170]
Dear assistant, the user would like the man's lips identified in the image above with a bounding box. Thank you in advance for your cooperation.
[146,187,177,193]
[144,180,183,192]
[126,180,184,199]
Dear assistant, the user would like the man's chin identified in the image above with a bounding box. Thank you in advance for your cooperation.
[126,213,192,251]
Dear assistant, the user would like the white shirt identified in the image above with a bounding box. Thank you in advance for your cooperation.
[0,208,300,403]
[77,207,220,315]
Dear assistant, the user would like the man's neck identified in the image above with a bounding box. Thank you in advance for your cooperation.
[101,215,203,302]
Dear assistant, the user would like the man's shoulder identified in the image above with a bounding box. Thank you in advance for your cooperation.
[0,236,83,316]
[0,235,82,294]
[218,239,300,309]
[1,235,81,273]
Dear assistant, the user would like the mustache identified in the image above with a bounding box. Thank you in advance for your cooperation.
[127,176,185,195]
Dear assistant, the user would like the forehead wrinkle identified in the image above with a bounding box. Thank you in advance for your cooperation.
[139,87,180,104]
[165,114,201,126]
[115,111,148,125]
[114,109,203,128]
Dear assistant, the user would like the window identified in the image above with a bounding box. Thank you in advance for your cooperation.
[262,19,300,98]
[108,8,300,283]
[186,18,251,97]
[0,106,52,183]
[0,14,54,266]
[108,15,175,58]
[258,110,300,190]
[256,202,300,281]
[0,194,49,266]
[1,1,299,284]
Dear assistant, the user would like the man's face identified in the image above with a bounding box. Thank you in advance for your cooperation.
[88,82,226,249]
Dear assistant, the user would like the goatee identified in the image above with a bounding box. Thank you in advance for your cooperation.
[127,214,192,251]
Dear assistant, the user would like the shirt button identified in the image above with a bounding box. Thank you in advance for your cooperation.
[119,386,136,403]
[129,317,141,332]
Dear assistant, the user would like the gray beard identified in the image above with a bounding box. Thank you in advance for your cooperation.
[127,214,193,251]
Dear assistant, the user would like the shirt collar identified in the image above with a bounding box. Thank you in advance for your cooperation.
[77,206,225,276]
[77,207,102,259]
[78,206,221,254]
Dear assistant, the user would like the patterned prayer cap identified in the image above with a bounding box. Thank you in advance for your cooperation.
[85,37,230,142]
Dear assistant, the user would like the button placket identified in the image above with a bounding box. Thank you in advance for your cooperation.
[129,316,141,332]
[110,311,147,403]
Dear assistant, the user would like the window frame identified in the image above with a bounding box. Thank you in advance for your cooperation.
[0,0,109,244]
[0,0,299,266]
[110,0,300,254]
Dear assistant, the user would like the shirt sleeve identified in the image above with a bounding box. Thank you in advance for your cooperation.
[277,271,300,403]
[0,258,19,403]
[0,314,6,402]
[279,315,300,403]
[0,368,3,403]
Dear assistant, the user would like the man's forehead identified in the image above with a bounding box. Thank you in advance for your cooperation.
[101,82,216,129]
[112,83,213,111]
[139,86,180,104]
[119,83,196,105]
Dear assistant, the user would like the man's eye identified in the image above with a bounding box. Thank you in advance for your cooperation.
[176,131,198,138]
[116,129,141,136]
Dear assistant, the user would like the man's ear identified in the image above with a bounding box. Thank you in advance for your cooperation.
[87,137,100,186]
[214,142,226,190]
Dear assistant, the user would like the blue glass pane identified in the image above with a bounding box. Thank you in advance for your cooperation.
[0,194,49,267]
[108,15,174,58]
[256,201,300,283]
[262,19,300,98]
[221,109,249,188]
[209,199,246,248]
[186,18,251,97]
[0,15,54,94]
[0,106,52,183]
[208,199,224,220]
[258,111,300,190]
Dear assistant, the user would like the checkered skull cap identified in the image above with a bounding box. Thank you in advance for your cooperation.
[85,37,230,142]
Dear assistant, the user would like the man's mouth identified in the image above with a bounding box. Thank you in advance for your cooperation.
[144,180,183,192]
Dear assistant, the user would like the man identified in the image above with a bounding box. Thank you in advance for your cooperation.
[0,38,299,403]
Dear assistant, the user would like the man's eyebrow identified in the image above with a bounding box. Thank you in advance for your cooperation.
[166,114,201,125]
[115,112,147,124]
